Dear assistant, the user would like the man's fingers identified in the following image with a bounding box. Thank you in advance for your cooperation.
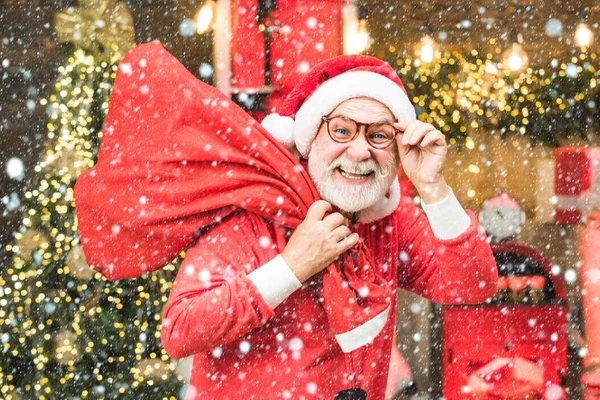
[306,200,332,221]
[394,121,409,131]
[322,212,348,230]
[407,124,434,146]
[420,130,445,148]
[400,122,442,146]
[336,232,359,252]
[331,225,352,242]
[400,122,417,145]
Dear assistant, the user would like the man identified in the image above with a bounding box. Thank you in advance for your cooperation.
[159,55,497,399]
[74,43,497,400]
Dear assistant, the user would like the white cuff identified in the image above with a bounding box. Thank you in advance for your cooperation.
[421,189,471,240]
[247,255,302,309]
[334,307,390,353]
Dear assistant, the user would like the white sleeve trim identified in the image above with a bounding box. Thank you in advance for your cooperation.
[247,255,302,309]
[334,307,390,353]
[175,355,194,382]
[421,189,471,240]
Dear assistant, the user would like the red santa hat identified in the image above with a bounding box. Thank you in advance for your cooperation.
[261,55,417,158]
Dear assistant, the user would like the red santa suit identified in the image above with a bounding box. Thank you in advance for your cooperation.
[162,200,496,400]
[74,42,498,400]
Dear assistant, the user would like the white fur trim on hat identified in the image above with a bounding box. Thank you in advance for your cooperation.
[357,178,401,224]
[261,113,296,149]
[294,71,417,157]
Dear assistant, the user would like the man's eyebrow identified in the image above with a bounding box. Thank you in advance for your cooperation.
[364,118,395,125]
[328,113,348,119]
[329,114,394,124]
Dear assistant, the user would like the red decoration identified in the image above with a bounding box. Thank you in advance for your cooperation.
[230,0,266,91]
[228,0,344,112]
[508,276,528,292]
[580,213,600,399]
[554,147,600,224]
[439,242,568,399]
[266,0,344,111]
[528,276,546,291]
[581,368,600,400]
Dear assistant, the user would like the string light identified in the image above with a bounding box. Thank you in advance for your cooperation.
[392,38,599,150]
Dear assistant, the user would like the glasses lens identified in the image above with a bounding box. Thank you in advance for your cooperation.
[328,117,357,142]
[366,124,396,148]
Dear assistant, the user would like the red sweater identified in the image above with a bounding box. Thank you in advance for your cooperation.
[161,201,497,400]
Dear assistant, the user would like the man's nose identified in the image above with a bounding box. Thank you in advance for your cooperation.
[345,128,372,162]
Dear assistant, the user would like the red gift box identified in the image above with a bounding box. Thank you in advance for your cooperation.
[554,147,600,224]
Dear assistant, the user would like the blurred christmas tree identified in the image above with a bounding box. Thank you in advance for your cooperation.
[0,1,183,399]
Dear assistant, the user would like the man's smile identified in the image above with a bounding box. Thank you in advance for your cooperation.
[336,166,375,182]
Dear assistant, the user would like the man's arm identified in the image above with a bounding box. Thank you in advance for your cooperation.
[161,211,301,359]
[392,120,497,303]
[161,202,363,359]
[395,195,498,304]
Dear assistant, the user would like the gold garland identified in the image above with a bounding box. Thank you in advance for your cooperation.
[54,0,135,61]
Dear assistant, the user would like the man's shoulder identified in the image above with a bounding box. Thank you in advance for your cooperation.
[202,209,273,235]
[189,210,277,254]
[391,198,422,218]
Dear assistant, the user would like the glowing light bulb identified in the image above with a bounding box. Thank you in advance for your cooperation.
[417,35,437,63]
[508,53,523,71]
[575,23,594,47]
[195,0,215,34]
[502,43,529,72]
[421,45,434,63]
[353,19,370,53]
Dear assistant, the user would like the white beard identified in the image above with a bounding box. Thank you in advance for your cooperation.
[307,142,399,213]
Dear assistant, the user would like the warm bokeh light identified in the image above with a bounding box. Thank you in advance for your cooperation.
[195,0,215,34]
[503,43,529,72]
[353,19,370,54]
[391,39,599,147]
[575,23,594,48]
[418,35,436,63]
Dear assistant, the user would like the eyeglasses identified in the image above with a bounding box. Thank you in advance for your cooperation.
[321,116,400,149]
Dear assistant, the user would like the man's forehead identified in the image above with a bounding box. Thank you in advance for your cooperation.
[329,97,395,122]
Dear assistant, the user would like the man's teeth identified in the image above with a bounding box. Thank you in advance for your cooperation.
[338,168,372,180]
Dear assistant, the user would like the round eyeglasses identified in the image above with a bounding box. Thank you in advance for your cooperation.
[321,116,400,149]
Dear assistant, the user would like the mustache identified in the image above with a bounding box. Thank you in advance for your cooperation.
[326,154,397,179]
[327,157,378,174]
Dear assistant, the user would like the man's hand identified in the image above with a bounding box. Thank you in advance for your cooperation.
[281,200,359,283]
[395,121,450,204]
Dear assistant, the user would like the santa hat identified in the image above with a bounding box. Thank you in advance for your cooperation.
[261,55,417,157]
[261,55,417,223]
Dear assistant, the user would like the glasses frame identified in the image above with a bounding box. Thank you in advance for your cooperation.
[321,116,400,149]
